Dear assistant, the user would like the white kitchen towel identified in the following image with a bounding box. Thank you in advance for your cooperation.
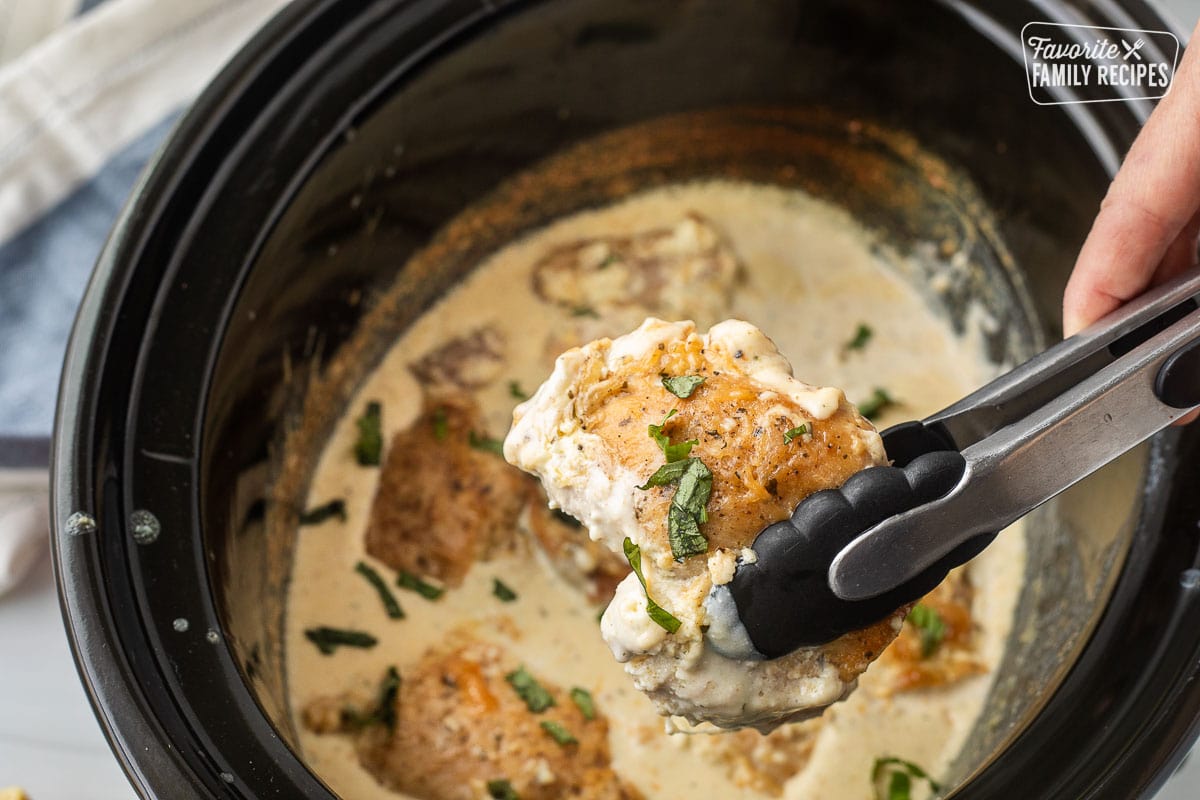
[0,0,80,68]
[0,0,289,594]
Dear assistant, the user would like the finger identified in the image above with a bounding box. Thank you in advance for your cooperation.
[1063,20,1200,336]
[1154,206,1200,284]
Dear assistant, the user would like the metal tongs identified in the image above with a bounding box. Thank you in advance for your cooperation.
[706,268,1200,661]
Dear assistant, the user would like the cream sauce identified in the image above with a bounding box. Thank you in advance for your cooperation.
[285,181,1026,800]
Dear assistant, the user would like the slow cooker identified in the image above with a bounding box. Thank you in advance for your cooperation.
[52,0,1200,797]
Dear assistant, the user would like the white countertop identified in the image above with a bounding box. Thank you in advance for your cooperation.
[0,554,129,797]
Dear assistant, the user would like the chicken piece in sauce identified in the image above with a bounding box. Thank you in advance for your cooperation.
[305,638,641,800]
[505,318,901,731]
[364,394,526,586]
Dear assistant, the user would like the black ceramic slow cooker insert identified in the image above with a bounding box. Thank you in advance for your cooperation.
[52,0,1200,798]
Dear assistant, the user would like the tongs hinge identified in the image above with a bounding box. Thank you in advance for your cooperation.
[828,268,1200,602]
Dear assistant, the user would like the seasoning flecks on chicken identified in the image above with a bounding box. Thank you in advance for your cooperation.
[339,639,641,800]
[505,318,898,731]
[364,393,527,586]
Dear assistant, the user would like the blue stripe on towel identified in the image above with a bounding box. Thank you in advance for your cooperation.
[0,110,181,436]
[77,0,114,15]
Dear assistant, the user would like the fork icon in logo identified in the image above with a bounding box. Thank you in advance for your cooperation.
[1122,38,1146,61]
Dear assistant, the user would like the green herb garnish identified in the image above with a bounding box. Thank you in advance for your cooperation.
[570,305,599,318]
[907,603,946,658]
[783,424,809,444]
[355,562,405,619]
[344,666,402,731]
[505,666,556,713]
[672,459,712,524]
[373,666,401,730]
[487,779,521,800]
[493,578,518,603]
[661,374,706,399]
[396,570,444,600]
[638,457,712,560]
[468,431,505,456]
[539,720,578,746]
[355,401,384,465]
[570,687,596,720]
[342,665,402,730]
[304,626,378,655]
[648,409,698,463]
[432,407,449,441]
[846,323,874,351]
[299,499,346,526]
[668,504,707,559]
[637,459,691,489]
[872,757,941,800]
[622,537,682,633]
[857,388,897,421]
[508,381,528,400]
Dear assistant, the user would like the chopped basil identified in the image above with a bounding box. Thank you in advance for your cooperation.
[570,305,599,318]
[661,374,706,399]
[872,757,941,800]
[299,499,346,526]
[304,626,378,655]
[857,388,897,421]
[487,779,521,800]
[636,459,690,490]
[354,401,384,466]
[552,508,583,528]
[432,407,449,441]
[505,666,556,713]
[672,459,712,524]
[493,578,518,603]
[539,720,578,746]
[668,505,707,559]
[846,323,874,351]
[783,424,809,444]
[355,562,405,619]
[468,431,505,456]
[396,570,444,600]
[885,770,911,800]
[508,381,528,400]
[570,687,596,720]
[907,603,946,658]
[648,409,698,463]
[623,537,682,633]
[374,667,401,730]
[638,457,712,560]
[344,666,402,731]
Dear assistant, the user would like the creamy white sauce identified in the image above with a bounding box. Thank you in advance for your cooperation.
[285,181,1026,800]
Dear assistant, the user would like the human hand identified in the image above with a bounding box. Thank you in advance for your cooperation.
[1063,19,1200,339]
[1062,21,1200,425]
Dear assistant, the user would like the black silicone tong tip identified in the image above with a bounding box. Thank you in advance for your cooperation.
[727,447,984,659]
